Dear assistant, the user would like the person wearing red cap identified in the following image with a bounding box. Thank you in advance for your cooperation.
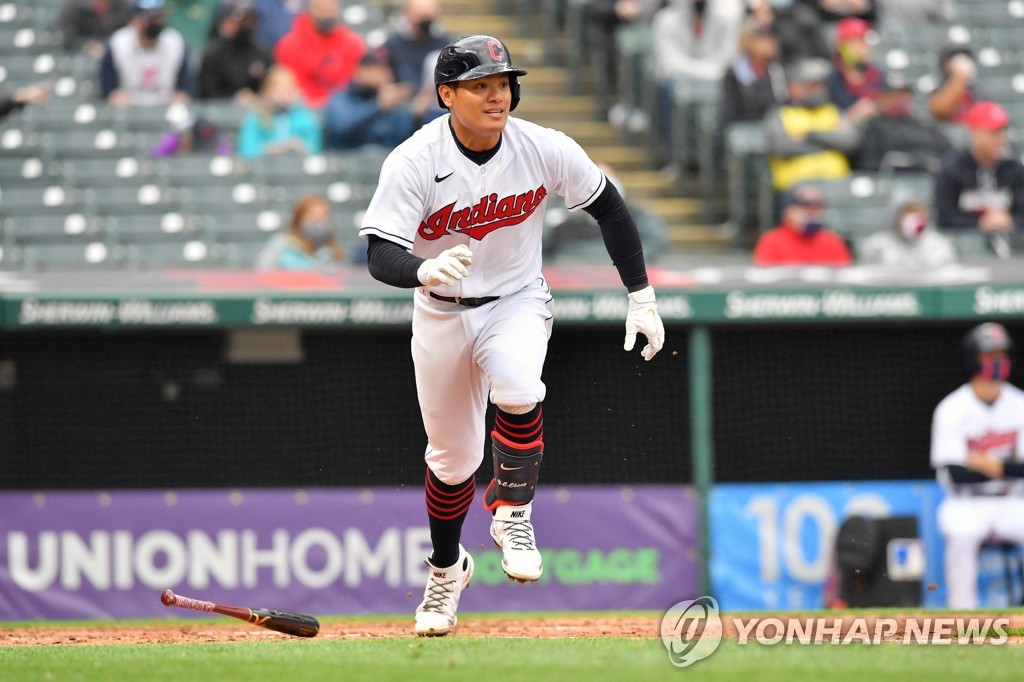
[934,101,1024,252]
[825,17,884,112]
[753,183,853,266]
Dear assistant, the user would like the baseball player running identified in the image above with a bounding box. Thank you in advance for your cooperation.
[359,35,665,636]
[931,322,1024,608]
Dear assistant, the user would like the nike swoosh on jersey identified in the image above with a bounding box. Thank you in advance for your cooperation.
[434,172,454,183]
[499,463,524,471]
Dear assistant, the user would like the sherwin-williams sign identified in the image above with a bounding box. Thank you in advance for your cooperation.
[0,486,696,620]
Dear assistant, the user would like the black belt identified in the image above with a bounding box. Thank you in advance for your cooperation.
[429,292,500,307]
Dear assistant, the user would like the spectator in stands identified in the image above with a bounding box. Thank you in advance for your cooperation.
[934,101,1024,255]
[252,0,303,50]
[238,66,323,159]
[166,0,221,57]
[0,82,52,122]
[859,198,958,266]
[875,0,952,33]
[853,71,952,172]
[825,18,884,112]
[765,58,864,193]
[100,0,193,107]
[152,112,232,156]
[748,0,829,64]
[796,0,876,24]
[274,0,367,108]
[929,44,976,124]
[652,0,745,144]
[589,0,662,125]
[719,17,784,131]
[198,1,272,102]
[753,183,853,265]
[60,0,135,57]
[324,52,416,150]
[930,322,1024,610]
[384,0,451,91]
[256,193,345,269]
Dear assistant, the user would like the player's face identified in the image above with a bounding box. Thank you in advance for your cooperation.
[445,73,511,148]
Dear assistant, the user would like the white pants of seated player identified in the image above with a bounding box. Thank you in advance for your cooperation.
[938,496,1024,608]
[412,278,553,485]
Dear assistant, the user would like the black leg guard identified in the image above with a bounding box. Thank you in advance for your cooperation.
[483,432,543,511]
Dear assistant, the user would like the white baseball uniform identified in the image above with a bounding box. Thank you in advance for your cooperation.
[931,382,1024,608]
[359,114,607,484]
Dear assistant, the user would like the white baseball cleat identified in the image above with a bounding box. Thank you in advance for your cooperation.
[414,545,474,637]
[490,502,543,582]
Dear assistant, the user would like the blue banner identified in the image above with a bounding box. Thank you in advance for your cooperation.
[709,480,1021,611]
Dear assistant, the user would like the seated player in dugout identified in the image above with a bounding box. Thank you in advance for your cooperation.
[931,322,1024,609]
[359,35,666,636]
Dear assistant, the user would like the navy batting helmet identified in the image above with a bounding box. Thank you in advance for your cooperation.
[434,35,528,111]
[962,322,1013,377]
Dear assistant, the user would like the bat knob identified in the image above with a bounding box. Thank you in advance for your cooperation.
[161,589,176,606]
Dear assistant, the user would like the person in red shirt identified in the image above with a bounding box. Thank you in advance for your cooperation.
[753,184,853,266]
[273,0,366,108]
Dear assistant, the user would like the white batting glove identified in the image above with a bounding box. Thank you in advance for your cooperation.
[624,285,665,361]
[417,244,473,287]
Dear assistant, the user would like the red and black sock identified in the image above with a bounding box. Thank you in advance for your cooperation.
[425,468,475,569]
[494,403,543,446]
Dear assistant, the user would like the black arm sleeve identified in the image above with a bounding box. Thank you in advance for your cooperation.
[945,464,994,484]
[366,235,424,288]
[0,94,25,122]
[582,179,649,292]
[1003,463,1024,478]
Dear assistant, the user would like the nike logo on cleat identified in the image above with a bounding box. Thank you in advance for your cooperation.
[500,463,523,471]
[510,510,525,518]
[434,172,453,183]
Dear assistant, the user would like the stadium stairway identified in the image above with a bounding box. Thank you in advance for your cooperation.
[439,1,732,252]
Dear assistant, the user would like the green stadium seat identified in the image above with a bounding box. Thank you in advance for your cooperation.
[63,157,156,188]
[19,241,123,270]
[157,155,249,188]
[200,208,285,244]
[0,2,35,29]
[251,154,331,186]
[0,53,63,87]
[24,101,113,134]
[0,156,57,187]
[43,129,134,160]
[3,213,104,245]
[0,26,60,55]
[116,104,192,133]
[107,212,200,244]
[85,184,178,216]
[124,239,222,269]
[824,204,892,239]
[221,240,268,268]
[179,182,267,213]
[724,122,770,237]
[0,185,80,216]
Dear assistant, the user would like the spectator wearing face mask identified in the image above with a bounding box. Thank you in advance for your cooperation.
[764,57,864,192]
[100,0,192,107]
[198,1,272,102]
[256,194,346,270]
[273,0,367,108]
[238,65,323,159]
[383,0,452,91]
[825,18,884,112]
[859,198,958,267]
[324,52,417,150]
[753,183,853,265]
[853,71,952,172]
[930,44,977,124]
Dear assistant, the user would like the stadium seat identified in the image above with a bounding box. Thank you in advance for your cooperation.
[0,185,80,216]
[3,213,104,245]
[106,212,200,244]
[63,157,156,188]
[192,101,248,133]
[0,26,59,55]
[19,241,123,270]
[23,101,114,135]
[0,124,41,158]
[124,240,222,269]
[179,183,267,213]
[250,154,331,186]
[221,240,268,268]
[43,129,134,160]
[157,155,249,189]
[0,156,57,187]
[200,208,285,244]
[116,104,192,133]
[85,184,178,216]
[0,2,35,30]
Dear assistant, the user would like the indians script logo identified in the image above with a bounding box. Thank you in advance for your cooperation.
[967,430,1018,455]
[418,185,547,241]
[660,596,722,668]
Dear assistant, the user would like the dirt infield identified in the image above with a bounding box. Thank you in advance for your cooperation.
[0,616,656,646]
[3,613,1022,646]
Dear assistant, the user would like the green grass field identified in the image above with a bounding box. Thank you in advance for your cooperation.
[3,636,1023,682]
[3,609,1024,682]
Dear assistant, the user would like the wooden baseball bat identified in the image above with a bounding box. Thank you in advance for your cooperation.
[160,589,320,638]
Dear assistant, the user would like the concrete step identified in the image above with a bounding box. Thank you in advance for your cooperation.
[665,224,734,249]
[441,14,521,37]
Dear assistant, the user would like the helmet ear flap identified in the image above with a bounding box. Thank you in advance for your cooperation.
[510,75,520,111]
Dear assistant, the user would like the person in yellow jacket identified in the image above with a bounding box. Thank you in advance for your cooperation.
[764,57,871,192]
